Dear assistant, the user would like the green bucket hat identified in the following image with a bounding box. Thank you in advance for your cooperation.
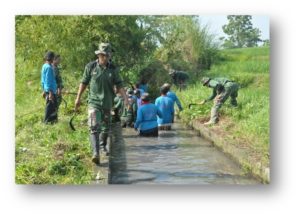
[201,77,211,86]
[95,43,112,55]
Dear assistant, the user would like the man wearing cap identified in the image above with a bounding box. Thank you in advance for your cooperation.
[74,42,128,164]
[134,93,163,137]
[162,83,183,111]
[41,51,58,124]
[200,77,239,125]
[169,69,189,89]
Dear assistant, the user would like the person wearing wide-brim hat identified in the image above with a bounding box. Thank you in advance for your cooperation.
[200,77,239,125]
[74,42,128,164]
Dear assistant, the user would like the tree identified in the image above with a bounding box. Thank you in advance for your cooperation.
[222,15,262,48]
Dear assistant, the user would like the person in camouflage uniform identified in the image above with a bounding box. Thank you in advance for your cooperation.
[169,69,189,89]
[121,89,137,128]
[52,54,64,110]
[75,43,128,164]
[200,77,239,125]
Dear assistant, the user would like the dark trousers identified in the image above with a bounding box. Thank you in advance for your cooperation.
[44,94,58,124]
[139,127,159,137]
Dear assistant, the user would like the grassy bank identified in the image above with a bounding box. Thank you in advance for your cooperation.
[176,47,270,181]
[15,61,97,184]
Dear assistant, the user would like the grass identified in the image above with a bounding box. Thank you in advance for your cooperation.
[15,60,95,184]
[176,46,270,169]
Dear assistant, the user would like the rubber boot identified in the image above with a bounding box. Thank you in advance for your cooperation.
[90,133,100,164]
[100,132,109,155]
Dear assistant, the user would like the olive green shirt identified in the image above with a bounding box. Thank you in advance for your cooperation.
[53,66,64,89]
[81,60,123,110]
[205,78,232,101]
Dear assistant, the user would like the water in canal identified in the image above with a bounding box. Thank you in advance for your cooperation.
[108,122,259,185]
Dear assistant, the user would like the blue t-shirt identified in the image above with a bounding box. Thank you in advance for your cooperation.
[41,63,57,94]
[155,95,174,125]
[134,103,163,131]
[167,91,183,111]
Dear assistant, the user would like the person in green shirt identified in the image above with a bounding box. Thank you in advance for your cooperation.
[74,42,128,165]
[52,54,64,110]
[169,69,189,89]
[200,77,239,125]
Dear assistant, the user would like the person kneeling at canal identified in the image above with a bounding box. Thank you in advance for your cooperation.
[134,93,163,137]
[200,77,239,125]
[155,86,174,130]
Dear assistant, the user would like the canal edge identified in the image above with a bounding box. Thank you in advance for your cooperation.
[182,119,270,184]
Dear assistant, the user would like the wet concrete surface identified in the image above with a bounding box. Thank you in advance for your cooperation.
[107,122,260,185]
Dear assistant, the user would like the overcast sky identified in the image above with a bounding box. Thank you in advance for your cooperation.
[198,15,270,41]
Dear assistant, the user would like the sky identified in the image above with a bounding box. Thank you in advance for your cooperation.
[198,15,270,42]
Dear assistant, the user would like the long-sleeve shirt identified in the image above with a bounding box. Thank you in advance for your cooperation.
[155,95,174,125]
[134,103,163,131]
[41,63,57,94]
[53,65,64,89]
[167,91,183,111]
[205,78,231,101]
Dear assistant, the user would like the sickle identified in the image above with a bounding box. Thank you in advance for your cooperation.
[69,112,77,131]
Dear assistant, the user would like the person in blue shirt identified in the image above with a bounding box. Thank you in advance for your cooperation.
[162,83,183,123]
[41,51,58,124]
[155,86,174,130]
[134,93,163,137]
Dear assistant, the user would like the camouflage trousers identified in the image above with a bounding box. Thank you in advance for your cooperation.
[210,82,239,123]
[87,107,111,134]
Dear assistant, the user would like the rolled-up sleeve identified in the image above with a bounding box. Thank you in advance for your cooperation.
[81,65,91,85]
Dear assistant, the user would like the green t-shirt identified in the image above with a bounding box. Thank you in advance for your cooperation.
[81,60,123,110]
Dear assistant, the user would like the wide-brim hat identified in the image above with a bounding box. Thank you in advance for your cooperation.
[201,77,211,86]
[95,42,112,55]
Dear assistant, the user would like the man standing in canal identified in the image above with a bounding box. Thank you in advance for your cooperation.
[200,77,239,125]
[74,42,128,164]
[161,83,183,123]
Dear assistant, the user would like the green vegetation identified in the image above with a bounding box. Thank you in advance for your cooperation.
[177,46,270,171]
[16,15,218,184]
[221,15,262,48]
[15,15,269,184]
